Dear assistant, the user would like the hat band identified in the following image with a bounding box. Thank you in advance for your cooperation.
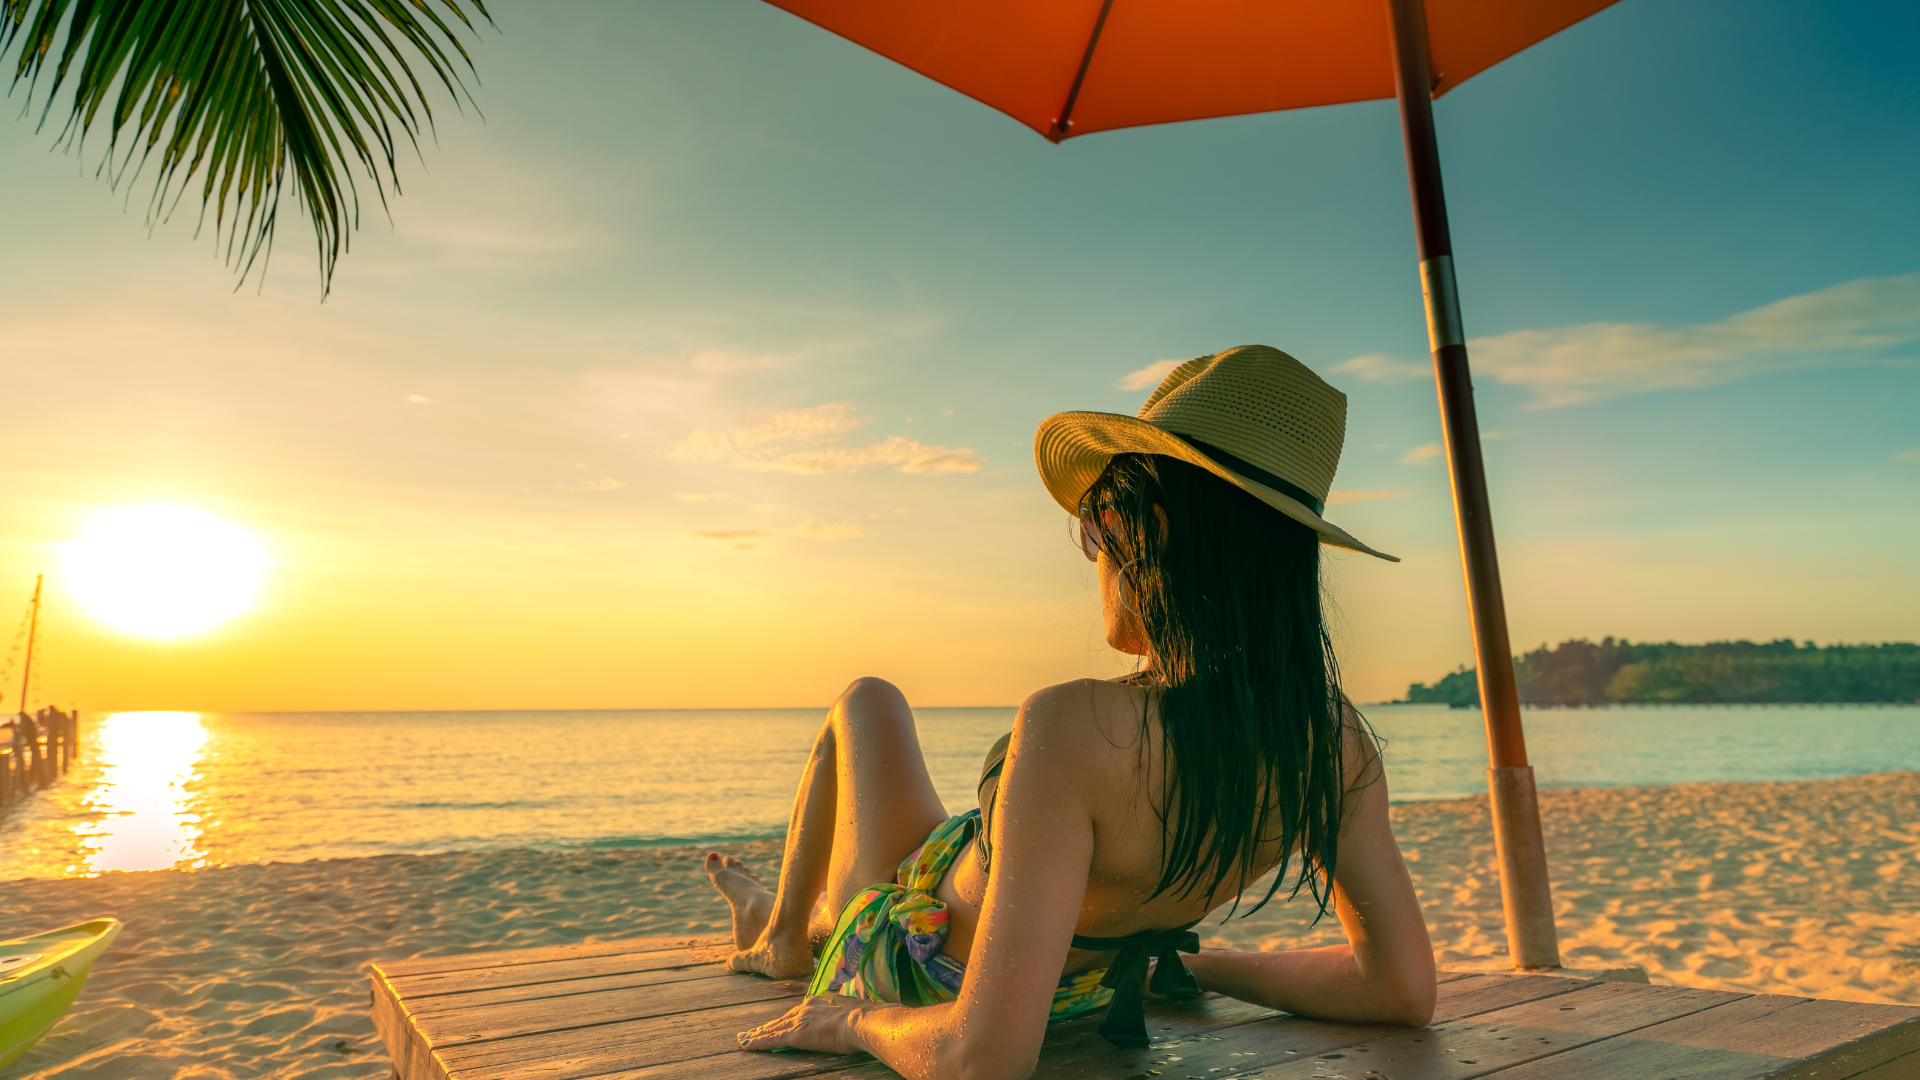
[1175,435,1326,516]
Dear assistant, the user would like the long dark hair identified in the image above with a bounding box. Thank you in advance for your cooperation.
[1082,452,1354,919]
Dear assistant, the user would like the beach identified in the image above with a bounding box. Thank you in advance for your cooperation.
[5,770,1916,1079]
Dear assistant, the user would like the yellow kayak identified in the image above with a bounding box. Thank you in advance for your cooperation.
[0,919,122,1069]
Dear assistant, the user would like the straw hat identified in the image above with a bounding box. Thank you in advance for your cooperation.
[1034,344,1398,562]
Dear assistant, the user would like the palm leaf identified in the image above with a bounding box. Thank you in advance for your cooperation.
[2,0,491,296]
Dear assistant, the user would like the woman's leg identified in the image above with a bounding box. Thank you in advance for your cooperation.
[705,676,950,978]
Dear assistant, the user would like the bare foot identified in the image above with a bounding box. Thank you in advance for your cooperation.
[705,853,774,948]
[703,853,813,979]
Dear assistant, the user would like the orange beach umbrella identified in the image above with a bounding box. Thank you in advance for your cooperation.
[766,1,1613,143]
[762,0,1625,970]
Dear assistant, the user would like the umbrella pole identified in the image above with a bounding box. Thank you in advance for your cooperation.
[1386,0,1561,970]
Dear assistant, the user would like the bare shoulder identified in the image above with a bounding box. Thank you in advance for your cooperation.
[1019,678,1147,734]
[1339,695,1392,808]
[1010,679,1145,766]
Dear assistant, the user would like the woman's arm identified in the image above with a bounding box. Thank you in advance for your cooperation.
[739,684,1099,1080]
[1182,716,1436,1026]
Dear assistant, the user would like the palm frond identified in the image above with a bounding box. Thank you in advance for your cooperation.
[1,0,491,296]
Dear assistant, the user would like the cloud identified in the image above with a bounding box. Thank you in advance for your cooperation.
[688,349,792,374]
[1331,353,1428,383]
[671,402,864,458]
[789,518,867,540]
[685,519,866,543]
[1467,272,1920,408]
[750,436,985,475]
[1400,443,1443,466]
[672,492,736,502]
[1327,490,1412,506]
[558,477,624,492]
[1896,449,1920,462]
[668,403,984,475]
[1120,360,1182,390]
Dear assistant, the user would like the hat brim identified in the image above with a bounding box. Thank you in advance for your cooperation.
[1034,411,1400,563]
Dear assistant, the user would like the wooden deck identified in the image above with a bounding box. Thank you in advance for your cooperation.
[372,935,1920,1080]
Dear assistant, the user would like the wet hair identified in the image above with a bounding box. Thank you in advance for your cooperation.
[1082,452,1355,919]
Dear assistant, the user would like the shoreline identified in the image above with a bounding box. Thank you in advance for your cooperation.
[4,771,1916,1078]
[1379,700,1920,708]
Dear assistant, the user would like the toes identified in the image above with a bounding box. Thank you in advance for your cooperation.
[723,855,766,884]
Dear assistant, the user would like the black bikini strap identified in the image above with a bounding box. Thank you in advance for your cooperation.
[1069,923,1202,1048]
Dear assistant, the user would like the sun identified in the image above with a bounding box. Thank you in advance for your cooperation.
[62,507,268,640]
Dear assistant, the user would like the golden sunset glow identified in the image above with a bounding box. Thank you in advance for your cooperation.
[62,507,267,640]
[70,711,210,874]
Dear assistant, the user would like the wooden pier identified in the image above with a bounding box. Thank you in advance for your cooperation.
[1,706,79,806]
[371,935,1920,1080]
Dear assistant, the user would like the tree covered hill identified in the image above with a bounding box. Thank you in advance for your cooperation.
[1401,638,1920,707]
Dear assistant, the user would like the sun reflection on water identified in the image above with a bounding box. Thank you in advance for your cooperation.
[71,711,210,874]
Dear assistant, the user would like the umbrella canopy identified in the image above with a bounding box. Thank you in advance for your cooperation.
[765,0,1617,142]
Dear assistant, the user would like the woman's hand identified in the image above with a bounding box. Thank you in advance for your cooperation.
[738,993,886,1055]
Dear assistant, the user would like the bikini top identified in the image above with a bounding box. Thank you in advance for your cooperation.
[976,733,1202,1049]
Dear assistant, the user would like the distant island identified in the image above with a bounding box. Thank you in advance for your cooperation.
[1400,638,1920,707]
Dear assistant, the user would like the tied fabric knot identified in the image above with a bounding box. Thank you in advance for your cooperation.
[1070,923,1202,1048]
[817,881,964,1002]
[887,889,952,964]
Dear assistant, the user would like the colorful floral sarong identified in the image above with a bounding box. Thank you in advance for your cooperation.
[807,809,1114,1019]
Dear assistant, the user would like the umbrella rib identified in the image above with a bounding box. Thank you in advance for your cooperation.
[1051,0,1116,140]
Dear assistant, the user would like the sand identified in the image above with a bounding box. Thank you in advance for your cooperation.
[3,771,1916,1079]
[1202,770,1920,1007]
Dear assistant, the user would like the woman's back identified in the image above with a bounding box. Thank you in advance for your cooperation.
[936,675,1328,973]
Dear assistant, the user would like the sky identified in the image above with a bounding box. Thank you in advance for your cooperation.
[1,0,1916,712]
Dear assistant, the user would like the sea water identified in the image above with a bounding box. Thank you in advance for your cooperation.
[2,703,1916,880]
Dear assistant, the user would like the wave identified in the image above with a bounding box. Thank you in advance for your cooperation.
[569,831,788,851]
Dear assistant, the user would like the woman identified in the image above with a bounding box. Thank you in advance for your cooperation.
[703,345,1434,1080]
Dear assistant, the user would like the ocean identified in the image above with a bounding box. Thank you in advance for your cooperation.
[3,703,1917,881]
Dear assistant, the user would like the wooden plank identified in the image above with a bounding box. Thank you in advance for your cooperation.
[374,941,732,1078]
[772,976,1594,1080]
[435,988,815,1071]
[445,968,1497,1076]
[442,997,867,1080]
[1845,1048,1920,1080]
[389,947,722,1000]
[1214,980,1745,1080]
[442,991,1263,1079]
[387,975,811,1080]
[394,941,1920,1080]
[1489,994,1920,1080]
[1422,975,1590,1025]
[375,964,443,1080]
[377,935,723,979]
[578,997,1291,1080]
[595,973,1586,1080]
[1772,1003,1920,1080]
[417,972,812,1049]
[455,986,1289,1080]
[410,963,737,1017]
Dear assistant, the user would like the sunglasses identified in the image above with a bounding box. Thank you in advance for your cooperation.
[1076,503,1119,562]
